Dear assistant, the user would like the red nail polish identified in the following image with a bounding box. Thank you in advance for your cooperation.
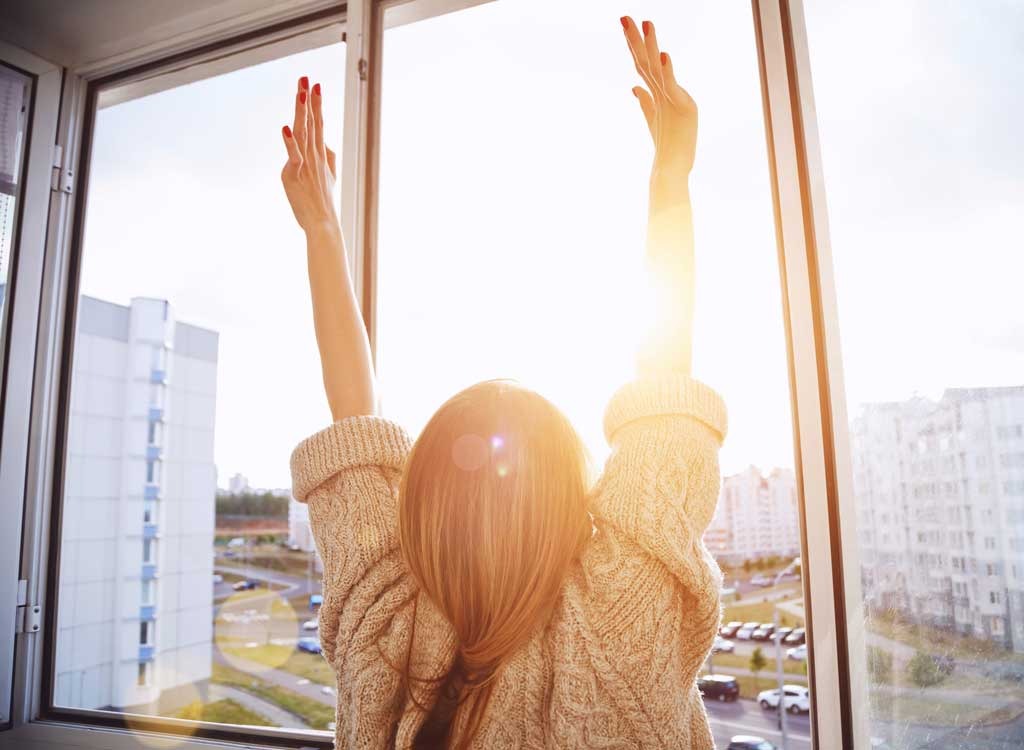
[642,21,651,36]
[300,76,309,90]
[283,125,292,138]
[299,91,306,104]
[661,52,668,65]
[313,82,321,96]
[620,17,629,30]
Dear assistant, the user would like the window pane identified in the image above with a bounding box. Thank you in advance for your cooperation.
[53,39,344,733]
[0,63,32,366]
[804,2,1024,746]
[378,2,805,746]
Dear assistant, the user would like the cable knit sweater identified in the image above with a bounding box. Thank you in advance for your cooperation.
[290,375,728,749]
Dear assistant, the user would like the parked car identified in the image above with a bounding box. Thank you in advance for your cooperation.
[697,675,740,702]
[227,537,246,548]
[773,627,794,642]
[758,685,810,714]
[712,635,735,654]
[296,637,322,654]
[302,617,319,631]
[783,627,806,645]
[719,620,743,639]
[212,574,223,584]
[232,579,258,591]
[750,575,772,587]
[751,623,775,641]
[728,737,777,750]
[736,621,760,640]
[787,644,808,662]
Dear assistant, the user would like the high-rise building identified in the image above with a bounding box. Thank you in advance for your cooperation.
[705,466,800,565]
[54,295,219,709]
[852,387,1024,652]
[227,473,249,495]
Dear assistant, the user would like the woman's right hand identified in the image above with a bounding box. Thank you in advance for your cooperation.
[620,17,698,178]
[280,75,340,236]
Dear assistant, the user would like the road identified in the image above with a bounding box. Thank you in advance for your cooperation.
[706,698,811,749]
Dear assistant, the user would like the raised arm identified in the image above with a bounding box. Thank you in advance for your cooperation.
[622,17,698,378]
[280,76,375,420]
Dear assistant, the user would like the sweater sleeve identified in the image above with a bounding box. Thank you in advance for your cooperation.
[581,374,728,641]
[289,415,413,666]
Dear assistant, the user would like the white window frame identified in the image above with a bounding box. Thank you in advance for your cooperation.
[1,0,875,747]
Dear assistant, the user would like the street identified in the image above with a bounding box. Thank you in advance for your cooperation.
[706,698,811,749]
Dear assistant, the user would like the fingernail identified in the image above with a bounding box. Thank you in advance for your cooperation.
[642,21,651,36]
[300,76,309,90]
[283,125,292,138]
[661,52,668,65]
[299,91,306,104]
[620,16,629,30]
[313,82,321,96]
[632,87,640,98]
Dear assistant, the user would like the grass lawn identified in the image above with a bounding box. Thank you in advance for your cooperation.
[221,643,334,686]
[868,612,1024,664]
[735,674,807,701]
[708,651,807,676]
[212,662,335,730]
[868,692,1013,727]
[175,698,275,727]
[220,547,317,578]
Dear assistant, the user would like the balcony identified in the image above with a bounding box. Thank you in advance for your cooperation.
[144,484,160,500]
[143,522,158,539]
[150,369,167,385]
[141,564,157,580]
[138,645,155,662]
[146,445,162,460]
[139,604,156,621]
[148,406,164,422]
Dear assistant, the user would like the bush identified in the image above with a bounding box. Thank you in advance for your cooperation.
[750,647,767,676]
[867,646,893,683]
[906,650,946,688]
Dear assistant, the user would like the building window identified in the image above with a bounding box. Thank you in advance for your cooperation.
[136,662,149,687]
[142,538,155,564]
[139,621,153,646]
[141,579,155,605]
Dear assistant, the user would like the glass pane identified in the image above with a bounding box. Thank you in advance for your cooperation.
[0,63,32,362]
[804,2,1024,747]
[54,39,344,734]
[379,2,805,746]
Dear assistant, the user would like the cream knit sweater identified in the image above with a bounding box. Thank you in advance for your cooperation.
[290,375,728,749]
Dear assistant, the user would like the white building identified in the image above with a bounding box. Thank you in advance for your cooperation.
[288,497,322,573]
[704,466,800,565]
[54,295,218,710]
[852,387,1024,652]
[227,473,249,495]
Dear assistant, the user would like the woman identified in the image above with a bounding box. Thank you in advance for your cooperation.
[282,16,727,749]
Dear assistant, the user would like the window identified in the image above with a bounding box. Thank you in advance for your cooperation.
[378,2,801,746]
[50,27,346,735]
[0,63,31,334]
[805,0,1024,743]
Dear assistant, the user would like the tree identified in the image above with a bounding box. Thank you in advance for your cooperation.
[743,559,752,573]
[750,646,767,677]
[867,646,893,684]
[906,650,945,688]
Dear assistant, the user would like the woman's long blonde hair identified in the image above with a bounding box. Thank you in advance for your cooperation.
[396,380,592,747]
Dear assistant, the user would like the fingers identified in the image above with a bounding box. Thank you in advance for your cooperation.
[632,86,656,141]
[659,52,696,114]
[311,82,326,162]
[620,16,660,97]
[326,147,337,179]
[293,76,310,156]
[641,20,668,101]
[281,124,302,181]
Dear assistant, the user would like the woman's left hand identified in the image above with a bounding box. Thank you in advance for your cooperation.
[280,76,339,235]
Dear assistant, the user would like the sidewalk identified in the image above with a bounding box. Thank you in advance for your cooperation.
[209,683,312,729]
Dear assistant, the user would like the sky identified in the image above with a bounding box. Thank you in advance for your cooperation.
[77,0,1022,490]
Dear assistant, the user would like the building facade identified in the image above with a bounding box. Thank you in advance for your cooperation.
[704,466,800,565]
[852,387,1024,653]
[54,295,219,709]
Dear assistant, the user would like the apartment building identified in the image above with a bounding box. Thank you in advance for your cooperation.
[705,466,800,565]
[852,386,1024,652]
[53,294,219,709]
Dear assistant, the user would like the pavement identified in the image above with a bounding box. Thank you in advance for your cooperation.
[706,697,812,749]
[213,649,335,708]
